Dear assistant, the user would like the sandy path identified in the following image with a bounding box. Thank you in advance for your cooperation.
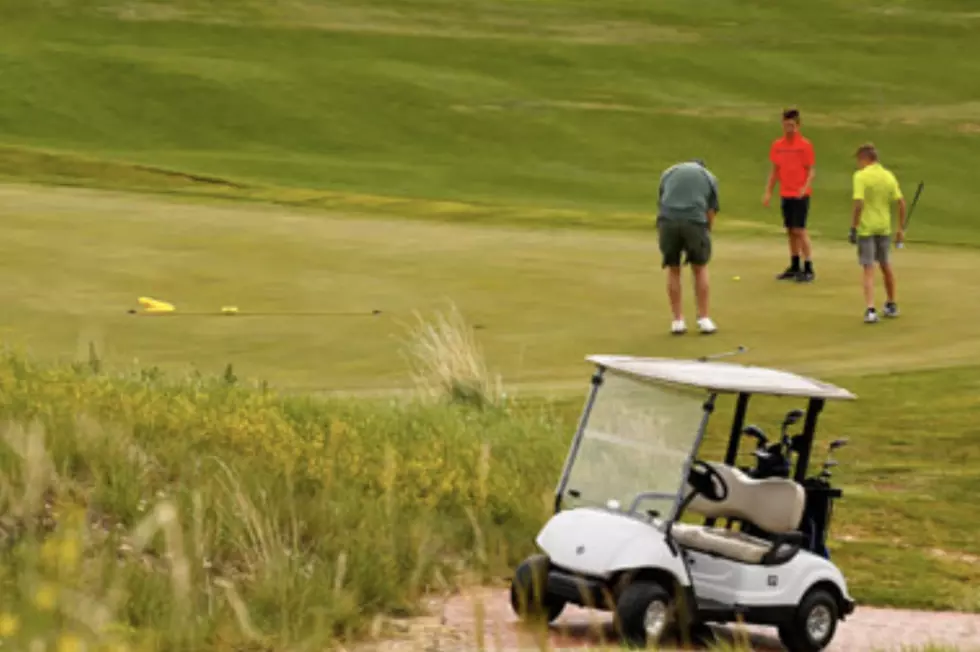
[430,588,980,651]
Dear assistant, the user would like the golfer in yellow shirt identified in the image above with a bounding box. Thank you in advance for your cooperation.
[848,143,907,323]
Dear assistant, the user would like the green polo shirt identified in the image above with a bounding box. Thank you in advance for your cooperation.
[658,162,719,225]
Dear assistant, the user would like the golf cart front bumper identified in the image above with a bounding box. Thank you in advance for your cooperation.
[546,567,609,608]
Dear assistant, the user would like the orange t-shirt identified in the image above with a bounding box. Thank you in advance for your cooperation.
[770,135,815,197]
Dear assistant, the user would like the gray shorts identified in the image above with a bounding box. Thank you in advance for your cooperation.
[858,235,891,266]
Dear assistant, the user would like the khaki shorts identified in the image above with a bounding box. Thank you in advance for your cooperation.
[658,219,711,268]
[857,235,891,266]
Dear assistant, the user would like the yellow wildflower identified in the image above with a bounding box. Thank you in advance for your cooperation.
[34,582,58,610]
[59,537,81,571]
[0,613,19,637]
[41,538,60,566]
[57,633,84,652]
[101,645,129,652]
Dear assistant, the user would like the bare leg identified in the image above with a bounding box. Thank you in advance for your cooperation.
[799,229,812,260]
[787,230,800,257]
[881,262,896,302]
[692,265,710,319]
[862,265,875,308]
[667,266,683,320]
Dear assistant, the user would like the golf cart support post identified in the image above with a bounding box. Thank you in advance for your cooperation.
[515,354,857,651]
[553,368,605,514]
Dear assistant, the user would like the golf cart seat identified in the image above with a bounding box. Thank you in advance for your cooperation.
[672,462,806,565]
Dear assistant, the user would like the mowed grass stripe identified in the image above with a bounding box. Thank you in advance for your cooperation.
[1,0,979,244]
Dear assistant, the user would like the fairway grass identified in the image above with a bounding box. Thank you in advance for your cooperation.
[2,0,980,245]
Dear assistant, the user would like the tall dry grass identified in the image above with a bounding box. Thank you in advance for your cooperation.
[0,348,572,650]
[400,303,504,409]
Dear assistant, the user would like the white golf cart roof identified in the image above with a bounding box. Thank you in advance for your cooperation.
[587,355,856,401]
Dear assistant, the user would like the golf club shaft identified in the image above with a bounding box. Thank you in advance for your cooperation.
[897,181,924,249]
[698,345,748,362]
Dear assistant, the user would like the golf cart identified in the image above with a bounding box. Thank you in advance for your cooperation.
[510,353,857,651]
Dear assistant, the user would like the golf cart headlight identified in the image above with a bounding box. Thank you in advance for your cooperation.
[606,499,621,511]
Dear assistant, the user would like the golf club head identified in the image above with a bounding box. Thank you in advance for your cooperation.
[742,425,768,446]
[782,408,805,426]
[829,438,849,452]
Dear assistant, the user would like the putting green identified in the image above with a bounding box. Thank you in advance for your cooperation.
[2,185,977,394]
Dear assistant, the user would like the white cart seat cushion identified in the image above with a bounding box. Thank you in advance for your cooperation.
[672,523,773,565]
[685,462,805,534]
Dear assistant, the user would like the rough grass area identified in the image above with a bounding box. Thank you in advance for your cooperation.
[0,350,569,650]
[0,348,978,649]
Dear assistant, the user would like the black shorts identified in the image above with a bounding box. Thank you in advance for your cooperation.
[781,196,810,229]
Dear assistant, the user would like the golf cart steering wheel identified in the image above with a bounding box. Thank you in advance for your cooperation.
[688,460,729,502]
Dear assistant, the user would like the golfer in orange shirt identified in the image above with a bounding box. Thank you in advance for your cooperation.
[763,108,817,282]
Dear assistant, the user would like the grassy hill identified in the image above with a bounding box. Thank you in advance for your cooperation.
[1,0,979,242]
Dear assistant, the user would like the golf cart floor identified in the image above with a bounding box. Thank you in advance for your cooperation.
[440,587,980,651]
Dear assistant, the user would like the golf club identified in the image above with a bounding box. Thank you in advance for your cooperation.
[828,438,849,452]
[698,345,748,362]
[896,180,924,249]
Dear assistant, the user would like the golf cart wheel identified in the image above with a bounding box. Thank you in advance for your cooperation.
[778,588,839,652]
[509,554,565,623]
[614,580,675,649]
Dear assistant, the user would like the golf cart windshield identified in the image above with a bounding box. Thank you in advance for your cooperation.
[561,370,709,522]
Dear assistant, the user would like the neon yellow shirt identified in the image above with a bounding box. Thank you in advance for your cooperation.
[852,162,903,236]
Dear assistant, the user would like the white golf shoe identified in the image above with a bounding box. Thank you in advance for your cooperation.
[864,308,879,324]
[697,317,717,334]
[671,319,687,335]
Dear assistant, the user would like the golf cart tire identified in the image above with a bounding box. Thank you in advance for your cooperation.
[778,587,840,652]
[614,580,675,649]
[509,554,566,623]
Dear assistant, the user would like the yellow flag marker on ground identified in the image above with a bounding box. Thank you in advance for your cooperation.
[137,297,175,313]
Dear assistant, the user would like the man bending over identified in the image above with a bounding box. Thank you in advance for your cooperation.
[657,158,719,335]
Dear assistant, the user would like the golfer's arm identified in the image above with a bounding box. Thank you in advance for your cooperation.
[766,164,779,193]
[706,209,716,231]
[896,198,907,230]
[851,200,863,229]
[803,166,816,193]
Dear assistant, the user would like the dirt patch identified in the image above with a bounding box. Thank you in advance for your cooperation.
[870,483,906,493]
[929,548,980,566]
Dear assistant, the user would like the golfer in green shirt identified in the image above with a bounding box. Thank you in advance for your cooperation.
[657,159,719,335]
[848,143,907,323]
